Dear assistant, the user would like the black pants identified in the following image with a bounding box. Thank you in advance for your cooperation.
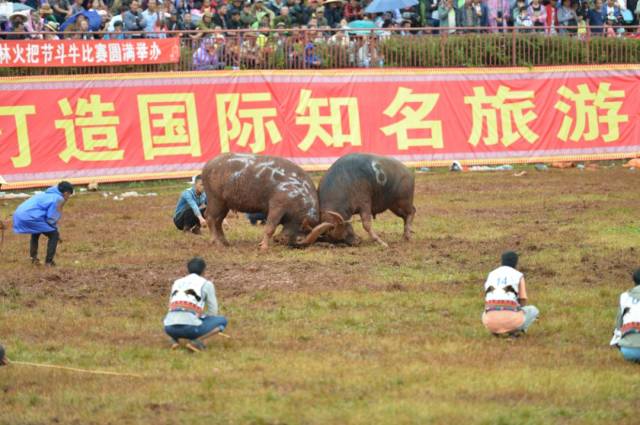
[174,208,205,230]
[30,230,59,263]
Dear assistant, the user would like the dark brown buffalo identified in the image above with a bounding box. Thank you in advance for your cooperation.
[305,153,416,247]
[202,153,324,249]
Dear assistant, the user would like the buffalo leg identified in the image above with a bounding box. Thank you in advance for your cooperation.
[360,210,388,248]
[206,204,230,246]
[259,208,285,250]
[391,204,416,241]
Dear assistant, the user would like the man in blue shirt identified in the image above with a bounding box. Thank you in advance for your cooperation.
[174,175,207,234]
[13,181,74,267]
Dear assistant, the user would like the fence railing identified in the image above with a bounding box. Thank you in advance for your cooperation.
[1,26,639,75]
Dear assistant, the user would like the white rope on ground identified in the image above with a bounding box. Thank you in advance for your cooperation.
[8,360,145,378]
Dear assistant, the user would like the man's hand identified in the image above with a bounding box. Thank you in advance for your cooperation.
[198,216,207,228]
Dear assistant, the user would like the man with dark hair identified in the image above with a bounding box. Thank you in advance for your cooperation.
[13,181,74,267]
[173,175,207,234]
[482,251,539,336]
[610,268,640,362]
[163,257,228,352]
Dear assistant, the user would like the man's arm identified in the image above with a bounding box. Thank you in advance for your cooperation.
[203,281,219,316]
[518,276,528,306]
[45,198,63,228]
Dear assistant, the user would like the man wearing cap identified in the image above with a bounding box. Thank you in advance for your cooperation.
[13,181,74,267]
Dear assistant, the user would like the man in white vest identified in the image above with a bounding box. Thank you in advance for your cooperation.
[163,257,228,352]
[482,251,539,336]
[610,269,640,362]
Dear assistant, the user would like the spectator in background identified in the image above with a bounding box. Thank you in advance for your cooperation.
[201,0,215,15]
[229,0,244,15]
[181,12,200,38]
[228,9,247,28]
[269,0,286,15]
[252,0,275,28]
[124,1,147,36]
[557,0,578,33]
[291,0,312,25]
[52,0,73,24]
[324,0,344,27]
[273,6,292,26]
[241,1,258,27]
[460,0,488,30]
[43,21,61,39]
[104,19,126,38]
[142,0,161,37]
[356,35,382,67]
[304,41,321,67]
[602,0,623,31]
[314,5,329,26]
[486,0,509,28]
[589,0,605,33]
[77,15,95,39]
[515,5,533,28]
[438,0,461,33]
[193,37,224,69]
[527,0,546,29]
[71,0,86,15]
[198,10,215,30]
[107,6,127,31]
[343,0,364,21]
[213,4,230,28]
[544,0,558,33]
[39,4,57,25]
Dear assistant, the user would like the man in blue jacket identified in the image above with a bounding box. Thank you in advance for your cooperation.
[13,181,74,267]
[173,175,207,234]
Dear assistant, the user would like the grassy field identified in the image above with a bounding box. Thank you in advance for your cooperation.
[1,166,639,425]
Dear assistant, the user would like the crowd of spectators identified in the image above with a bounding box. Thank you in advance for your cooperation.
[0,0,638,67]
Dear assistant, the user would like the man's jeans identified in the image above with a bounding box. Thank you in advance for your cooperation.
[620,346,640,362]
[30,230,59,263]
[517,305,540,332]
[164,316,228,341]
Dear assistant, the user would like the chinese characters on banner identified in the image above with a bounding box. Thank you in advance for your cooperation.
[0,38,180,67]
[0,67,638,186]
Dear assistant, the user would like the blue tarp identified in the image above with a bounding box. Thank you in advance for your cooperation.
[13,186,63,234]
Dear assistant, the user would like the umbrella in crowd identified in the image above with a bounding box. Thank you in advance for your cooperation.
[60,10,102,31]
[346,19,380,35]
[364,0,418,13]
[0,2,33,20]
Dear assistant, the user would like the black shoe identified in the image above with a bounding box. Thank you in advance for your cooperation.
[44,261,56,267]
[31,257,40,265]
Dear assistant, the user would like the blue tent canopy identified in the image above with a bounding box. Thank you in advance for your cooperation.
[60,10,102,32]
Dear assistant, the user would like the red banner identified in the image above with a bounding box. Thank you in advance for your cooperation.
[1,66,639,187]
[0,38,180,67]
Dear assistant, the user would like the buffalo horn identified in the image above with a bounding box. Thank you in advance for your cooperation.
[299,222,335,245]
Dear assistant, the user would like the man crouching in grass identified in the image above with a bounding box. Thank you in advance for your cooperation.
[482,251,539,337]
[163,257,228,352]
[173,175,207,235]
[610,269,640,363]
